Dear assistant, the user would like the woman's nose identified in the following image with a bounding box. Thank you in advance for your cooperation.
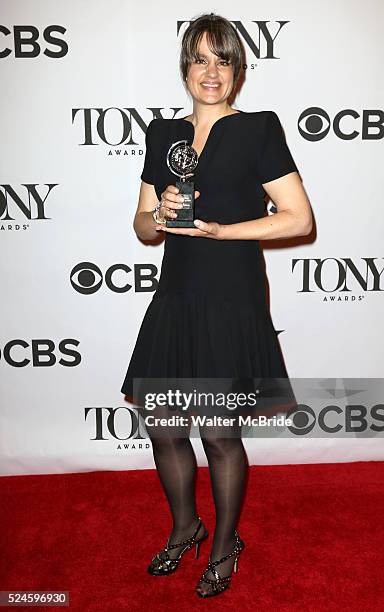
[205,63,219,77]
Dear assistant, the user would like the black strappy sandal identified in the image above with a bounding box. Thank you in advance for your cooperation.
[147,516,209,576]
[195,530,245,597]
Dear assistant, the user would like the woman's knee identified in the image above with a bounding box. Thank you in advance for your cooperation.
[200,435,243,459]
[150,434,190,454]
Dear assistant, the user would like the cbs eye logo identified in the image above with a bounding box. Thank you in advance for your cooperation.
[287,405,317,435]
[298,107,384,141]
[70,262,158,294]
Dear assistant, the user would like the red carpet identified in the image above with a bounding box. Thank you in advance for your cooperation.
[1,461,383,611]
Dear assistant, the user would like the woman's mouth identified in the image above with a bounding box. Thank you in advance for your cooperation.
[200,82,221,90]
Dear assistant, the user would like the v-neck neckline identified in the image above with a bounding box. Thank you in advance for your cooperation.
[179,110,244,161]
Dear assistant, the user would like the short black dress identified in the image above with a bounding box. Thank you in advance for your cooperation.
[121,110,299,414]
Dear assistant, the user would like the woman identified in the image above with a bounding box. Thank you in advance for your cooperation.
[121,13,312,598]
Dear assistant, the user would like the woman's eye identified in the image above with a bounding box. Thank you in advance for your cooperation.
[193,58,230,66]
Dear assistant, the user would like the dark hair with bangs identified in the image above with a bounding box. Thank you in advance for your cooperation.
[179,13,243,94]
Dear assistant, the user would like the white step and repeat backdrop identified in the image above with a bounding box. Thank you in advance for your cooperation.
[1,1,383,475]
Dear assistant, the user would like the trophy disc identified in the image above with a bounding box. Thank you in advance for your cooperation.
[166,140,198,178]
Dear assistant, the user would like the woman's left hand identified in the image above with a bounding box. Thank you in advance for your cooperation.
[155,219,224,239]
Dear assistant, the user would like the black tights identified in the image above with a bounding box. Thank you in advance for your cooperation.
[144,407,248,594]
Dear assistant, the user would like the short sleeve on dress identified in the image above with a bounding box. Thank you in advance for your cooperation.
[140,119,158,185]
[257,111,298,184]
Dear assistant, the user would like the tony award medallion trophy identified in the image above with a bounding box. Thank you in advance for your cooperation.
[166,140,198,227]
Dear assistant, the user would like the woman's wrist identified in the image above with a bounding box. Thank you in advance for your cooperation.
[217,223,230,239]
[152,201,166,224]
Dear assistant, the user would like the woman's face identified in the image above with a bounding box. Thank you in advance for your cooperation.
[185,31,234,106]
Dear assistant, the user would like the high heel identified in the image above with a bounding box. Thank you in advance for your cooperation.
[147,516,209,576]
[196,530,245,598]
[195,537,205,559]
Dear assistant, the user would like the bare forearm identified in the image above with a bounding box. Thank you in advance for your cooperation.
[133,211,159,240]
[219,210,312,240]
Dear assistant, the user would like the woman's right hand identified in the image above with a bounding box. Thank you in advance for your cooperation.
[158,185,200,222]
